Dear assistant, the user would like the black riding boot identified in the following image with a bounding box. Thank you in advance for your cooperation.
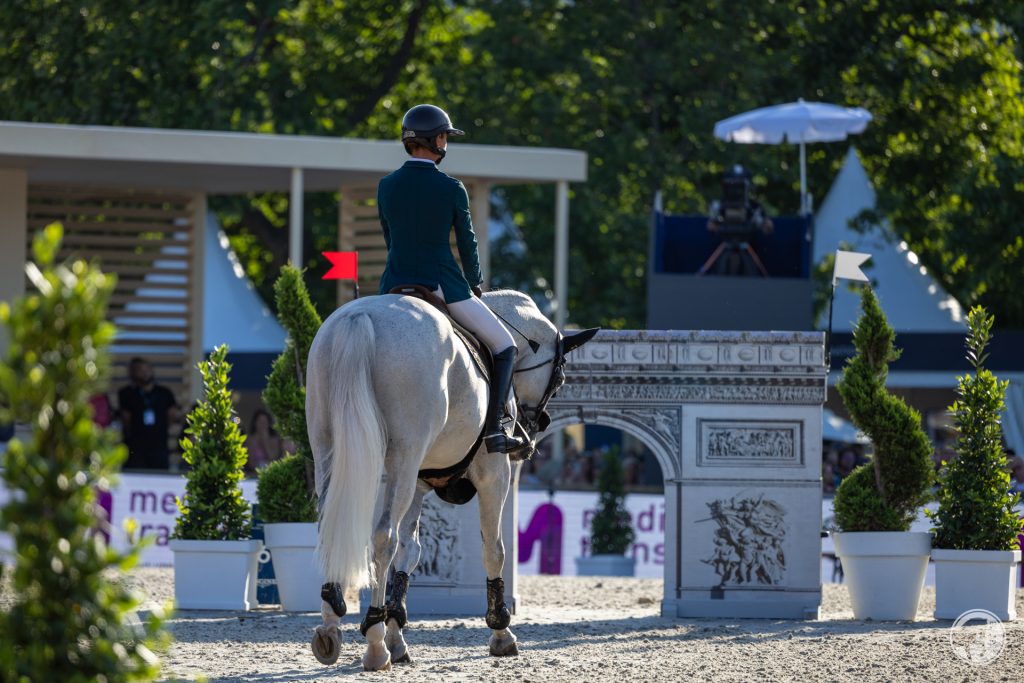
[484,347,529,454]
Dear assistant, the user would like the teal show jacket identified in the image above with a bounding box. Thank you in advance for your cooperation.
[377,160,483,303]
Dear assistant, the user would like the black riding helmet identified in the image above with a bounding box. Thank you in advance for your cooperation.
[401,104,464,161]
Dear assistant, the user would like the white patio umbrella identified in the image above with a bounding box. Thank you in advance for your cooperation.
[713,99,872,214]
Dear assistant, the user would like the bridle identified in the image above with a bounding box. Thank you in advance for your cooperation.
[512,331,566,437]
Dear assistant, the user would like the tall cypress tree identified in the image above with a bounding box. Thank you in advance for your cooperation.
[0,224,169,681]
[833,287,934,532]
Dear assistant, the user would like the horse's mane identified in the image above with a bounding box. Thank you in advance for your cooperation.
[482,288,557,345]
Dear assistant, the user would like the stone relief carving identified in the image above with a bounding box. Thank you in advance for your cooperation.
[620,407,681,453]
[698,420,802,466]
[414,495,462,584]
[700,496,787,586]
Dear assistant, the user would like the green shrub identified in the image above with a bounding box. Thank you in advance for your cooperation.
[833,288,934,532]
[256,453,317,523]
[0,224,169,681]
[263,265,322,463]
[930,307,1023,550]
[590,446,636,555]
[174,344,251,541]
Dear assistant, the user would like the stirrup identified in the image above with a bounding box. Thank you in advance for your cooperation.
[484,430,528,455]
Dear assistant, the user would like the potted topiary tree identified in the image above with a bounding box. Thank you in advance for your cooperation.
[169,344,261,610]
[831,287,934,620]
[929,307,1022,620]
[0,224,170,680]
[576,446,636,576]
[256,454,320,610]
[258,265,323,611]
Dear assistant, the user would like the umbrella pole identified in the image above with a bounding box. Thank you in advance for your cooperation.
[799,141,807,215]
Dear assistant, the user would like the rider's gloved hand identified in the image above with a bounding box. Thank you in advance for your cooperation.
[472,285,483,298]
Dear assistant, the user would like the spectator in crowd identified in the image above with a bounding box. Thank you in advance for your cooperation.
[1008,452,1024,495]
[836,448,858,482]
[89,392,114,428]
[622,448,641,487]
[244,408,286,473]
[118,357,181,470]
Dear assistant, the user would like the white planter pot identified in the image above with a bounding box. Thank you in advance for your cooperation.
[263,522,324,612]
[575,554,636,577]
[933,548,1021,621]
[833,531,931,620]
[170,539,262,611]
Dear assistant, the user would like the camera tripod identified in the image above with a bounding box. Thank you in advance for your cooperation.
[697,239,769,277]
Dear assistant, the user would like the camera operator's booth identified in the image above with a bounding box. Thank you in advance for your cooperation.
[647,196,814,331]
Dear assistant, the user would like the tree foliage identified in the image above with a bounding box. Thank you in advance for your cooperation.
[174,344,251,541]
[589,446,635,556]
[1,2,1022,328]
[833,288,934,532]
[930,307,1022,550]
[0,224,169,682]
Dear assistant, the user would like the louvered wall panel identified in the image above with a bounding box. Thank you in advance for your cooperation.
[26,186,199,406]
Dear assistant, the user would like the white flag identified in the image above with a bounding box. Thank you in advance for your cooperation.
[833,250,871,285]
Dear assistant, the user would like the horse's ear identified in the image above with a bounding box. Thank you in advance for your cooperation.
[562,327,600,354]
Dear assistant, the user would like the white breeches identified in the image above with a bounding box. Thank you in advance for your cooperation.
[433,287,515,354]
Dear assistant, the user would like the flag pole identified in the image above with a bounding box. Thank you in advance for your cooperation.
[354,280,360,300]
[826,279,836,371]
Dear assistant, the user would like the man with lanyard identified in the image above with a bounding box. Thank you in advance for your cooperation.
[118,357,181,469]
[377,104,527,455]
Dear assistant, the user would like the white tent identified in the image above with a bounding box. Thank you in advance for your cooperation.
[814,147,964,333]
[202,211,286,353]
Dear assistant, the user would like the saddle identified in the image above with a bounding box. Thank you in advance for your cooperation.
[388,284,495,505]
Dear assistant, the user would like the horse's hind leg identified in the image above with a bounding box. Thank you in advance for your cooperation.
[360,456,421,672]
[470,456,519,657]
[384,481,429,665]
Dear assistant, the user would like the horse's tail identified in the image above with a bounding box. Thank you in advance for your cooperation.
[315,312,387,590]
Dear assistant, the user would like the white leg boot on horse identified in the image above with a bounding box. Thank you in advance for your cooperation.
[469,454,519,657]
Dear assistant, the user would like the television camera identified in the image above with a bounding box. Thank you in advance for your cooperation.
[699,165,773,277]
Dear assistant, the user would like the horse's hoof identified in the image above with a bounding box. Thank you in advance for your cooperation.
[311,625,341,665]
[362,654,392,671]
[393,651,412,664]
[489,636,519,657]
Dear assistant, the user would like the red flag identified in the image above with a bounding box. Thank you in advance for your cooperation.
[323,251,358,280]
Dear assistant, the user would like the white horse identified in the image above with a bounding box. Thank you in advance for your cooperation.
[305,289,596,671]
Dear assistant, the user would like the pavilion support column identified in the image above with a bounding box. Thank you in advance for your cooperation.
[0,169,27,353]
[470,182,492,286]
[554,180,569,331]
[188,193,208,404]
[290,167,304,267]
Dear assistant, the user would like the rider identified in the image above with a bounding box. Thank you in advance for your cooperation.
[377,103,528,456]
